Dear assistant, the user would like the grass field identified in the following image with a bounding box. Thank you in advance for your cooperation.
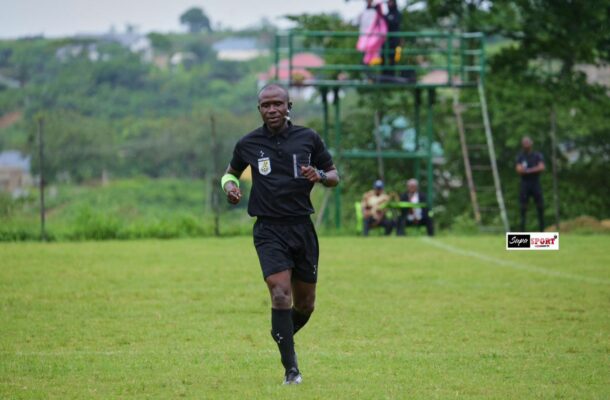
[1,235,609,399]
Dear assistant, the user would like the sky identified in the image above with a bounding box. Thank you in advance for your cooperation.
[0,0,371,39]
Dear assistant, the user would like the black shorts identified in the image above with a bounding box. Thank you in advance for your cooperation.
[253,217,319,283]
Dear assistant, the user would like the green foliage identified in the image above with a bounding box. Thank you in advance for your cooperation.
[28,110,115,183]
[2,38,56,86]
[0,31,266,121]
[0,192,13,217]
[65,207,210,240]
[0,179,255,241]
[481,65,610,227]
[299,2,610,230]
[449,212,481,234]
[91,45,150,88]
[515,0,609,74]
[407,0,610,75]
[1,4,608,235]
[0,227,42,241]
[0,31,270,184]
[147,32,172,53]
[69,206,122,240]
[184,36,215,62]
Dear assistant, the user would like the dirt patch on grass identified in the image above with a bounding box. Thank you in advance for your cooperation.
[546,215,610,233]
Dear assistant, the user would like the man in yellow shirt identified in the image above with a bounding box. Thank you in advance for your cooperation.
[361,179,394,236]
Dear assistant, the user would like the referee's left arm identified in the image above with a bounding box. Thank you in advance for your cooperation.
[319,165,340,187]
[300,165,339,187]
[306,131,339,187]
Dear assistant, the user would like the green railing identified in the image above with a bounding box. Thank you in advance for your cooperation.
[272,30,485,88]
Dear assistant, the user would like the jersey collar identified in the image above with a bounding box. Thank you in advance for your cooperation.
[263,120,292,138]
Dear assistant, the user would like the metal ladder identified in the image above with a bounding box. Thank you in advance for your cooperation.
[453,81,510,232]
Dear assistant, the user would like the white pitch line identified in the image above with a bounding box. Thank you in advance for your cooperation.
[420,238,610,285]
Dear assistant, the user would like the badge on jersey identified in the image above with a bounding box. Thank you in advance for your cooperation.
[258,157,271,175]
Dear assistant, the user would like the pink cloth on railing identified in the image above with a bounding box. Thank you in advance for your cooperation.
[356,9,388,65]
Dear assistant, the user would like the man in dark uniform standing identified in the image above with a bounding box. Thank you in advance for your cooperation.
[383,0,402,74]
[221,84,339,385]
[516,136,545,231]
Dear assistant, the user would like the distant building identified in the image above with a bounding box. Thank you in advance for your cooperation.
[169,51,198,69]
[0,150,32,198]
[576,64,610,88]
[57,28,153,62]
[0,73,20,89]
[258,52,325,100]
[55,43,103,62]
[212,37,269,61]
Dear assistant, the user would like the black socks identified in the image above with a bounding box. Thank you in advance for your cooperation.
[270,307,313,372]
[291,307,311,335]
[271,308,296,371]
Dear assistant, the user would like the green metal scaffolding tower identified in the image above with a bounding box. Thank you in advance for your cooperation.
[272,31,509,232]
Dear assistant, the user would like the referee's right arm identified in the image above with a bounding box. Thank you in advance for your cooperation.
[222,165,243,205]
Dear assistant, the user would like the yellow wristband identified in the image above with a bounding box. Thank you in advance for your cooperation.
[221,174,240,192]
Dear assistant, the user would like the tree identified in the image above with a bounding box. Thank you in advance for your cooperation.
[514,0,609,76]
[179,7,212,33]
[406,0,609,76]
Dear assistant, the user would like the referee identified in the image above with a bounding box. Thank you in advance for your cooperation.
[221,84,339,385]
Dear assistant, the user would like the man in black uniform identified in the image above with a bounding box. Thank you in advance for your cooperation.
[383,0,402,75]
[515,136,545,231]
[221,84,339,385]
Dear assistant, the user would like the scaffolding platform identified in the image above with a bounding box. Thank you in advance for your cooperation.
[271,31,486,89]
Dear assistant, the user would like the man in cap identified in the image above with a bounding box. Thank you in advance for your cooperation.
[361,179,394,236]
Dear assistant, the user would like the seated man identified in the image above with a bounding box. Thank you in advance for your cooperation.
[396,179,434,236]
[361,179,394,236]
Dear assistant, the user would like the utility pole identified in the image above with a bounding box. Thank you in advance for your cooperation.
[549,107,560,230]
[373,109,385,181]
[37,116,47,241]
[209,114,221,237]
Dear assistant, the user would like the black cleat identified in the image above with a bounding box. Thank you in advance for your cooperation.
[283,367,302,385]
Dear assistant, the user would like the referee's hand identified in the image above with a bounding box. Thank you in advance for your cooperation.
[300,165,320,183]
[225,183,242,205]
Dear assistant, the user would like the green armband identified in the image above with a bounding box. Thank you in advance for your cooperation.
[221,174,240,192]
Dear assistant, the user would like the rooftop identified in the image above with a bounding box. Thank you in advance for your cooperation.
[0,150,31,171]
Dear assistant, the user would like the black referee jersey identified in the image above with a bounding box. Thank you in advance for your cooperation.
[230,121,334,218]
